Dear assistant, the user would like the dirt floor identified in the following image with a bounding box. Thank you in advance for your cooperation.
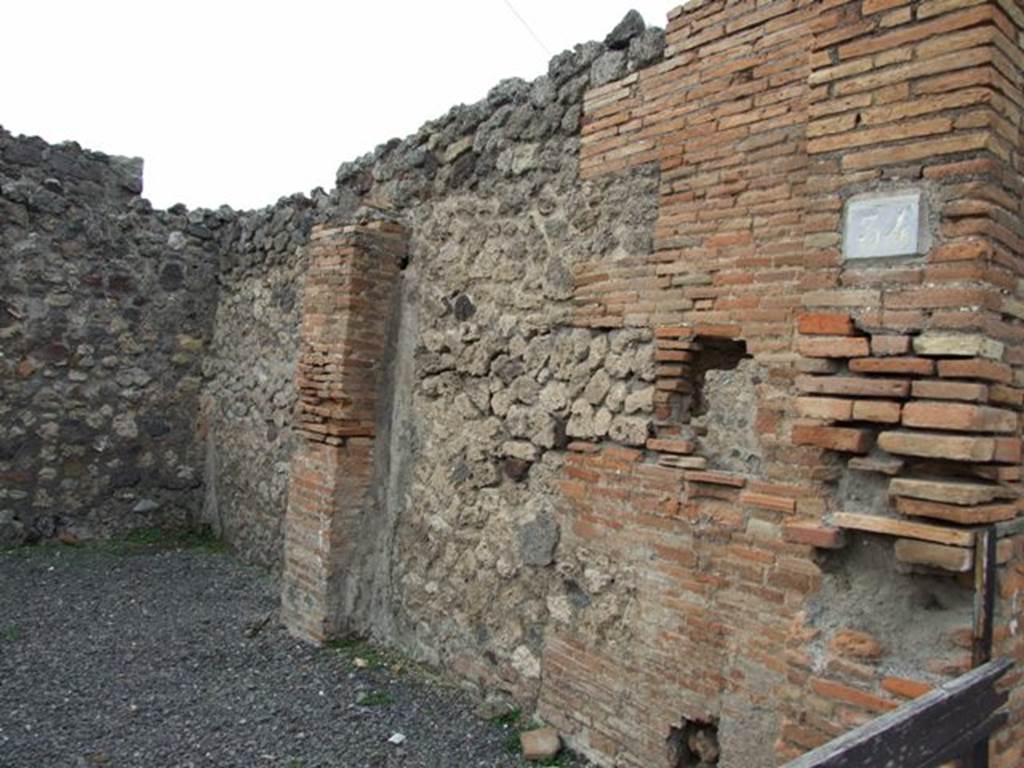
[0,534,584,768]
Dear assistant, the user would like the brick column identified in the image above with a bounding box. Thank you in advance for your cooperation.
[281,218,406,643]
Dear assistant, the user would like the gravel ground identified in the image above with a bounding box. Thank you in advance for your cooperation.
[0,541,582,768]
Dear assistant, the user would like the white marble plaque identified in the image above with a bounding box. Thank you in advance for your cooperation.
[843,191,923,260]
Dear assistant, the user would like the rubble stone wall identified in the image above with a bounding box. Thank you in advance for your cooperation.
[0,127,222,543]
[196,18,665,573]
[199,195,320,567]
[275,23,667,713]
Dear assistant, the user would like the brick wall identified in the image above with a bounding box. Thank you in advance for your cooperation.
[281,219,406,642]
[546,1,1024,766]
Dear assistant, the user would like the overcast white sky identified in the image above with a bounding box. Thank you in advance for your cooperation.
[5,1,671,211]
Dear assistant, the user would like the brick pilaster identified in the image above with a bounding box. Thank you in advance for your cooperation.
[280,219,406,643]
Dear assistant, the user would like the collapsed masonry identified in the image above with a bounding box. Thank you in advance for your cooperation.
[2,1,1024,766]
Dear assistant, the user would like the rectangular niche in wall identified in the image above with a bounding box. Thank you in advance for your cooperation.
[666,716,720,767]
[690,338,761,476]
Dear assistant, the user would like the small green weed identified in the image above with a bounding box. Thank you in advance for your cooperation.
[326,636,387,668]
[504,731,521,755]
[325,634,422,679]
[356,690,393,707]
[94,525,228,556]
[1,625,21,643]
[0,546,32,558]
[494,710,572,766]
[493,708,525,756]
[536,752,571,767]
[490,708,522,729]
[2,526,227,560]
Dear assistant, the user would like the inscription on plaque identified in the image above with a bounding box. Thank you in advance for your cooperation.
[843,191,924,260]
